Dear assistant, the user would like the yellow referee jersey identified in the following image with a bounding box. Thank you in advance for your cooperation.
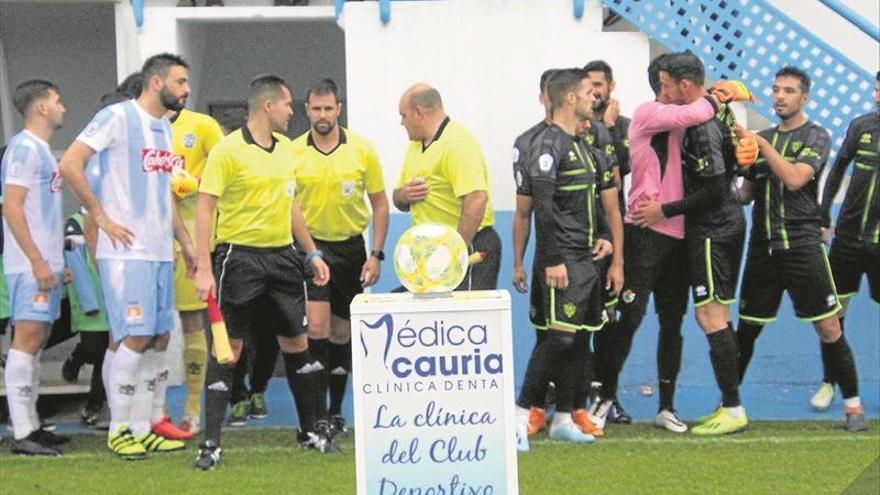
[397,118,494,230]
[291,127,384,241]
[171,109,224,248]
[200,127,296,248]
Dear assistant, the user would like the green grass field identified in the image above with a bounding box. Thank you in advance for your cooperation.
[1,421,878,494]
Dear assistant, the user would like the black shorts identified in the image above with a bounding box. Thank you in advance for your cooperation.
[529,252,606,331]
[214,243,306,340]
[616,225,690,319]
[305,235,367,320]
[739,242,841,323]
[460,226,501,291]
[687,232,744,308]
[829,236,880,303]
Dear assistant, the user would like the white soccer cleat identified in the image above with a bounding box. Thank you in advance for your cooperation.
[654,409,688,433]
[811,382,835,411]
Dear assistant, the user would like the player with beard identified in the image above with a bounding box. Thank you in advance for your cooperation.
[735,66,866,432]
[514,68,614,450]
[291,77,389,437]
[59,53,195,458]
[3,79,69,455]
[811,71,879,411]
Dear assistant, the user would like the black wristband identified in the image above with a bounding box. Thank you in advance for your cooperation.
[370,250,385,261]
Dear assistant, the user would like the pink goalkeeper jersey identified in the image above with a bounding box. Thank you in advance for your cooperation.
[626,98,715,239]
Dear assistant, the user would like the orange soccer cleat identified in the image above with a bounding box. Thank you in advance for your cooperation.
[152,417,194,440]
[527,407,547,436]
[572,408,604,437]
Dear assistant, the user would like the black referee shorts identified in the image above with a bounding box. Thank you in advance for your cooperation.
[739,242,841,324]
[829,236,880,303]
[458,226,501,291]
[304,235,367,320]
[214,243,306,340]
[687,232,744,308]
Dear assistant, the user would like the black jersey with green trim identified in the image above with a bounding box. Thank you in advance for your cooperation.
[513,120,549,196]
[820,112,879,244]
[528,123,616,266]
[680,111,744,240]
[585,121,619,172]
[748,121,831,250]
[608,115,631,178]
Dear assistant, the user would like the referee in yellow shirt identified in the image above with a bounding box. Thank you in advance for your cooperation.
[193,75,334,470]
[292,78,389,435]
[394,83,500,289]
[166,108,224,437]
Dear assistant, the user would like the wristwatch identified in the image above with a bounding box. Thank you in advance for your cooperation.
[370,250,385,261]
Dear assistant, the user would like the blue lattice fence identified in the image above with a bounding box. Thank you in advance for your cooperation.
[604,0,877,149]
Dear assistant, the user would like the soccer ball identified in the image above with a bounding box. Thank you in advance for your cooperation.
[171,166,199,199]
[394,223,469,294]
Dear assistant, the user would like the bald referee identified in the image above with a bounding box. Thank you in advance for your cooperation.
[193,75,333,470]
[292,77,389,435]
[394,83,500,289]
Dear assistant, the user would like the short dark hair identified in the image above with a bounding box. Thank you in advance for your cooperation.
[647,53,671,96]
[116,72,144,98]
[141,53,188,81]
[546,68,587,110]
[583,60,613,82]
[13,79,59,117]
[661,51,705,87]
[540,69,559,92]
[247,74,288,112]
[775,66,811,93]
[306,78,340,103]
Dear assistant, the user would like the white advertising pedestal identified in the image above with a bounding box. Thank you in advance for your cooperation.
[351,290,519,495]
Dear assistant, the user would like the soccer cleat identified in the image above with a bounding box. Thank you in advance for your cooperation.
[527,407,547,436]
[330,414,348,438]
[31,429,70,445]
[61,354,83,384]
[549,423,595,443]
[692,408,748,436]
[571,408,604,437]
[153,417,193,440]
[697,404,723,424]
[845,406,868,432]
[249,393,268,419]
[608,400,632,424]
[515,418,530,452]
[108,425,147,459]
[654,409,688,433]
[298,421,340,454]
[40,421,57,432]
[181,415,201,435]
[810,382,835,411]
[588,399,612,430]
[228,399,249,427]
[136,431,186,453]
[194,441,222,470]
[9,432,61,456]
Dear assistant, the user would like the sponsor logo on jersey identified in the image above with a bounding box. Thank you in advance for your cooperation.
[859,133,871,144]
[538,153,554,172]
[50,171,63,193]
[141,148,182,173]
[568,150,578,162]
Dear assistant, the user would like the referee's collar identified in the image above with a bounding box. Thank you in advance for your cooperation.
[307,127,347,156]
[422,116,450,152]
[242,124,277,153]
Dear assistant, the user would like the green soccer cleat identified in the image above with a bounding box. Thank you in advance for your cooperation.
[810,382,835,411]
[136,432,186,453]
[696,404,723,424]
[249,393,268,419]
[229,400,249,427]
[692,408,748,436]
[108,425,147,460]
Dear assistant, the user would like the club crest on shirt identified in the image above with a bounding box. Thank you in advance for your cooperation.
[538,153,554,172]
[50,171,63,193]
[341,180,356,198]
[32,292,49,312]
[183,133,196,149]
[790,140,802,154]
[142,149,182,173]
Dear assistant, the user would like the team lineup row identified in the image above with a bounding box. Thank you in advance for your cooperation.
[0,51,877,467]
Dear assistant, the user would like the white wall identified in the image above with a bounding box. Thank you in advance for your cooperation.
[344,0,652,212]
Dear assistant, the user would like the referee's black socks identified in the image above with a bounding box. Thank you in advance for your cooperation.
[204,354,235,445]
[282,350,325,433]
[736,321,764,384]
[309,337,330,413]
[328,341,352,417]
[707,325,741,408]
